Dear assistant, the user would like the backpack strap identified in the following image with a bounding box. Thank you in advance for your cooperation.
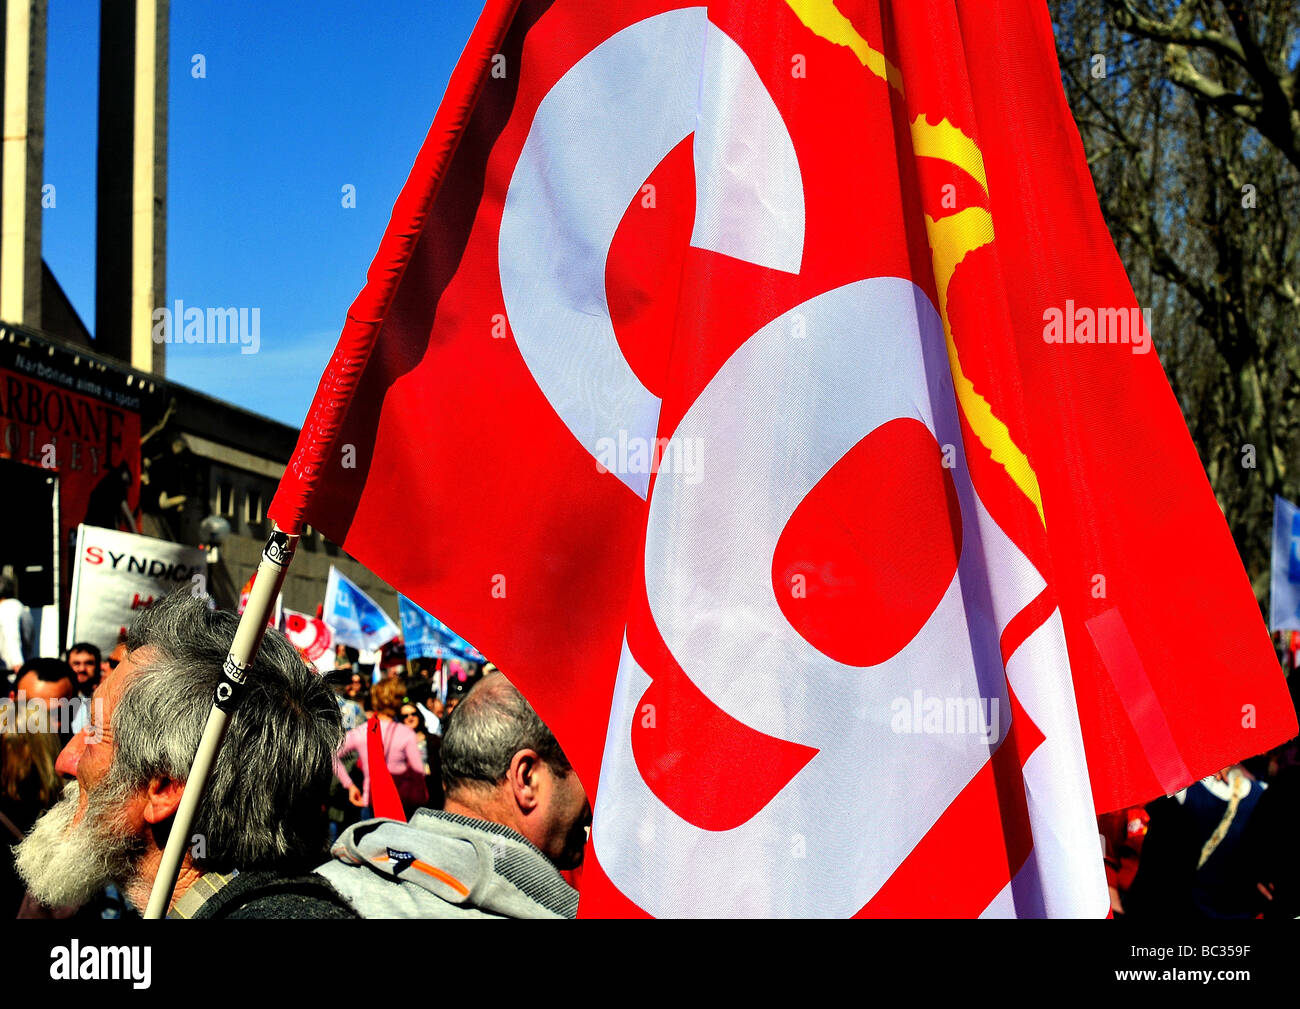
[189,870,357,919]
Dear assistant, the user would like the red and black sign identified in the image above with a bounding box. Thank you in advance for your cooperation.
[0,333,151,603]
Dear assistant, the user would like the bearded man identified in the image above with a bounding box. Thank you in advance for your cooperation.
[14,592,356,919]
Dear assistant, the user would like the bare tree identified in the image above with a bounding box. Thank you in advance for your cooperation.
[1052,0,1300,600]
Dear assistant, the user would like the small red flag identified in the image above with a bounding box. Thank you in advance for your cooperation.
[366,718,405,822]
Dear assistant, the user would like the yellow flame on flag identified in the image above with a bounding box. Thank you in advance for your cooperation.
[784,0,904,94]
[910,115,987,196]
[784,1,1046,526]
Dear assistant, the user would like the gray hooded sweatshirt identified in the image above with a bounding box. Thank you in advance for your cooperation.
[316,809,579,919]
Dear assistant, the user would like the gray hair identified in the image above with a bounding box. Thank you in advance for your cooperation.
[115,592,342,873]
[440,672,570,796]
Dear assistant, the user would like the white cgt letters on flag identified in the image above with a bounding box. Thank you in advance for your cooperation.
[500,7,803,499]
[592,279,1098,917]
[497,9,1104,919]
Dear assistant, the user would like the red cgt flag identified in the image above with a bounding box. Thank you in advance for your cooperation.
[271,0,1297,917]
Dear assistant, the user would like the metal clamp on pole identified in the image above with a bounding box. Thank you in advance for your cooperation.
[143,525,300,919]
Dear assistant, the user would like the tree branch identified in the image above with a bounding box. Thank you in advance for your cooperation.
[1111,0,1249,69]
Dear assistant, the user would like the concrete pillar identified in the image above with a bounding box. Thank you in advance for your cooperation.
[96,0,166,374]
[94,0,134,360]
[132,0,165,374]
[0,0,45,327]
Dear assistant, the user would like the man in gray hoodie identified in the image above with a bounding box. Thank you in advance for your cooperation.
[317,671,589,918]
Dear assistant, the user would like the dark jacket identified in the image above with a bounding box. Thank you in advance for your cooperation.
[180,870,358,920]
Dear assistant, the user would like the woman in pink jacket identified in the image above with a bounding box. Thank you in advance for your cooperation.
[335,677,427,819]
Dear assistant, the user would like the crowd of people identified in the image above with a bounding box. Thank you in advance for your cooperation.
[1100,718,1300,917]
[3,572,1299,918]
[2,588,590,919]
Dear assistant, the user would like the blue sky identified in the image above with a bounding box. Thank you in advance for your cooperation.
[44,0,484,426]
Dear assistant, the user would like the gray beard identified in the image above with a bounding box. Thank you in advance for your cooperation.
[13,778,147,910]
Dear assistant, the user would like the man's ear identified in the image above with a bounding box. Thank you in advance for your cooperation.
[507,749,542,813]
[142,776,186,824]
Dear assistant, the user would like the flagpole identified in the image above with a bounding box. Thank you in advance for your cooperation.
[143,524,299,919]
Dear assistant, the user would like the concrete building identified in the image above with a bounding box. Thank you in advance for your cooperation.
[0,2,399,653]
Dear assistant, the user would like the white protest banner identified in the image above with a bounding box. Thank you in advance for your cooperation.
[66,525,208,652]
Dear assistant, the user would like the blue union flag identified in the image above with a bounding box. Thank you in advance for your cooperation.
[322,566,400,651]
[1271,496,1300,631]
[398,595,484,663]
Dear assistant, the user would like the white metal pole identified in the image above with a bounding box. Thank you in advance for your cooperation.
[143,524,298,918]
